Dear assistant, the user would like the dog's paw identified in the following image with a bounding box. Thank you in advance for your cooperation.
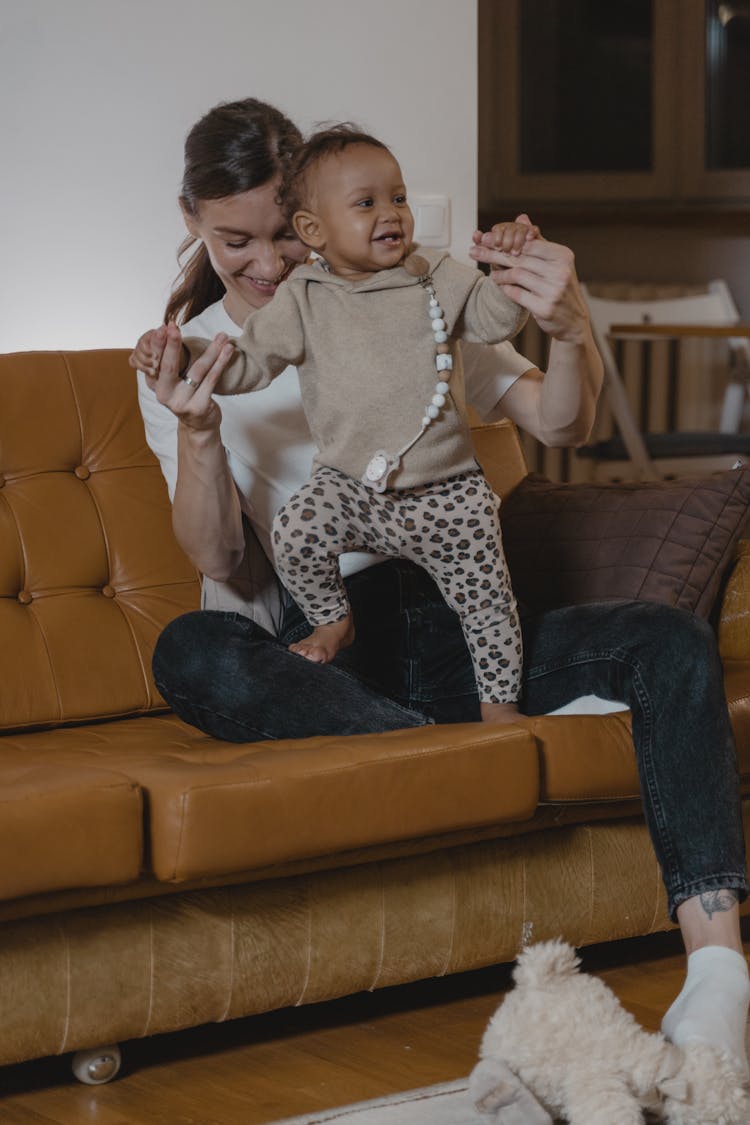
[469,1059,553,1123]
[661,1041,750,1125]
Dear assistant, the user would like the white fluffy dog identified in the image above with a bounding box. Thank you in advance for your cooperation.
[469,939,750,1125]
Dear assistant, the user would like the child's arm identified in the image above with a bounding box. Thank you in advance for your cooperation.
[184,283,307,395]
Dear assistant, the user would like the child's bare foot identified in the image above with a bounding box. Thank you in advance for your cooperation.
[289,615,355,664]
[480,701,521,723]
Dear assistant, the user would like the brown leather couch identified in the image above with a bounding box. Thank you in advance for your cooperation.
[2,349,749,1079]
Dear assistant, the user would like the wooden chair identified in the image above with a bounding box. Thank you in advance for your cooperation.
[578,281,750,481]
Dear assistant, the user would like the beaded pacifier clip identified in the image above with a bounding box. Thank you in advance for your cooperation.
[362,275,453,492]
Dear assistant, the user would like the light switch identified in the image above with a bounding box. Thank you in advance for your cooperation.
[411,194,451,248]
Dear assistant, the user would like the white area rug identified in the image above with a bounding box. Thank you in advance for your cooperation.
[272,1024,750,1124]
[271,1078,478,1124]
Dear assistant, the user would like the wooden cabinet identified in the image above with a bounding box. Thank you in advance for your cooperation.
[478,0,750,213]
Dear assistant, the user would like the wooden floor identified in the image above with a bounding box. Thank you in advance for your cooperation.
[2,925,749,1124]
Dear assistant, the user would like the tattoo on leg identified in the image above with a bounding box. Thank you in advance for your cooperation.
[700,889,739,920]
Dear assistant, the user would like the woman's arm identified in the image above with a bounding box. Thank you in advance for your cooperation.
[132,323,246,580]
[469,218,603,447]
[173,422,246,582]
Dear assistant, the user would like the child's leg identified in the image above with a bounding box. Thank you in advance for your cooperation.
[399,473,522,722]
[273,472,355,662]
[271,468,391,663]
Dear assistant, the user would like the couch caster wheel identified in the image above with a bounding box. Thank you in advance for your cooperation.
[71,1043,121,1084]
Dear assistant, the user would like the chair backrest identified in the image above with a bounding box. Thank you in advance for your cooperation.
[583,280,740,335]
[581,281,749,479]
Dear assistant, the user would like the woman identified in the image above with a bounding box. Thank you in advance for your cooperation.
[134,97,749,1076]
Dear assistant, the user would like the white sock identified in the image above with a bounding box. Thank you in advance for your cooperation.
[661,946,750,1078]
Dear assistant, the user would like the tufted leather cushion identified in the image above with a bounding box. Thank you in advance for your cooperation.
[719,541,750,661]
[0,351,201,731]
[500,470,750,619]
[0,715,540,883]
[0,764,143,899]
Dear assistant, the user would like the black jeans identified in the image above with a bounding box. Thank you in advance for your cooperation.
[152,559,748,918]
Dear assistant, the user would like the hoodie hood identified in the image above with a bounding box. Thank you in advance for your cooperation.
[291,246,450,293]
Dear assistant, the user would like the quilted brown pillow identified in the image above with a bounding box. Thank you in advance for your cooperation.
[500,469,750,619]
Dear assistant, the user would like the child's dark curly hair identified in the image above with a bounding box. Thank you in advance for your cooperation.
[278,123,390,224]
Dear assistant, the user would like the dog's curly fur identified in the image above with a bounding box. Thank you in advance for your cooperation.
[470,939,750,1125]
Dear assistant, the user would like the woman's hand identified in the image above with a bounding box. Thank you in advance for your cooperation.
[131,321,244,577]
[469,214,590,344]
[470,215,603,446]
[130,322,234,431]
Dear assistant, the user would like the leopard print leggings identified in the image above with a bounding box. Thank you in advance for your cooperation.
[272,466,522,704]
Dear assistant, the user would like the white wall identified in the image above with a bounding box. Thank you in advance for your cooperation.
[0,0,478,352]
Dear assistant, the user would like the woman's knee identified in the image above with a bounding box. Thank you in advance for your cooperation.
[618,602,714,656]
[614,603,721,698]
[153,611,205,682]
[152,610,268,695]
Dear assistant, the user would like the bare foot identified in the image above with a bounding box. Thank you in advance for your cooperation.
[480,701,521,724]
[289,615,355,663]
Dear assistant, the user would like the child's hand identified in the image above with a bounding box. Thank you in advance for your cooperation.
[129,325,168,376]
[471,214,541,256]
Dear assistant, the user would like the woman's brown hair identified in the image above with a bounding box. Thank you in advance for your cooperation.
[165,98,302,325]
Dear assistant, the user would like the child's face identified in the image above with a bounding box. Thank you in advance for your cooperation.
[300,144,415,281]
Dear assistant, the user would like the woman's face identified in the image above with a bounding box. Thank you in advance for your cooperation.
[183,178,307,324]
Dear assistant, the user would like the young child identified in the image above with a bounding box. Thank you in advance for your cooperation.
[136,126,535,722]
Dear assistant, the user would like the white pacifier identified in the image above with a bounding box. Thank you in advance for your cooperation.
[363,450,399,492]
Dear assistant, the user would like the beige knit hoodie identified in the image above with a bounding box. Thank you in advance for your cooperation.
[185,248,527,490]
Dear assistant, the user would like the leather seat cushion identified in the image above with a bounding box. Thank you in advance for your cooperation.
[0,716,540,884]
[0,763,142,899]
[520,668,750,803]
[3,675,746,895]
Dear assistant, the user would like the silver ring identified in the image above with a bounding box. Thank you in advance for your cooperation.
[183,374,200,389]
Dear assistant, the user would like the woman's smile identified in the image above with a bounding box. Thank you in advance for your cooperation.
[238,261,297,299]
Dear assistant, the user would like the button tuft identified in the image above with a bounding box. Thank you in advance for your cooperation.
[17,591,32,605]
[74,466,91,480]
[102,585,116,598]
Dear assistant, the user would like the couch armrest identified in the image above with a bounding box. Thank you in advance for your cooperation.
[470,418,529,499]
[719,541,750,661]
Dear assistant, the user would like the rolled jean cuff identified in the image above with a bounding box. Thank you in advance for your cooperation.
[668,875,749,923]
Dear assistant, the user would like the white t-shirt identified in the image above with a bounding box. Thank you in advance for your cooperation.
[137,296,533,586]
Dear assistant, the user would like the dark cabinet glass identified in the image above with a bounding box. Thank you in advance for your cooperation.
[519,0,653,175]
[705,0,750,170]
